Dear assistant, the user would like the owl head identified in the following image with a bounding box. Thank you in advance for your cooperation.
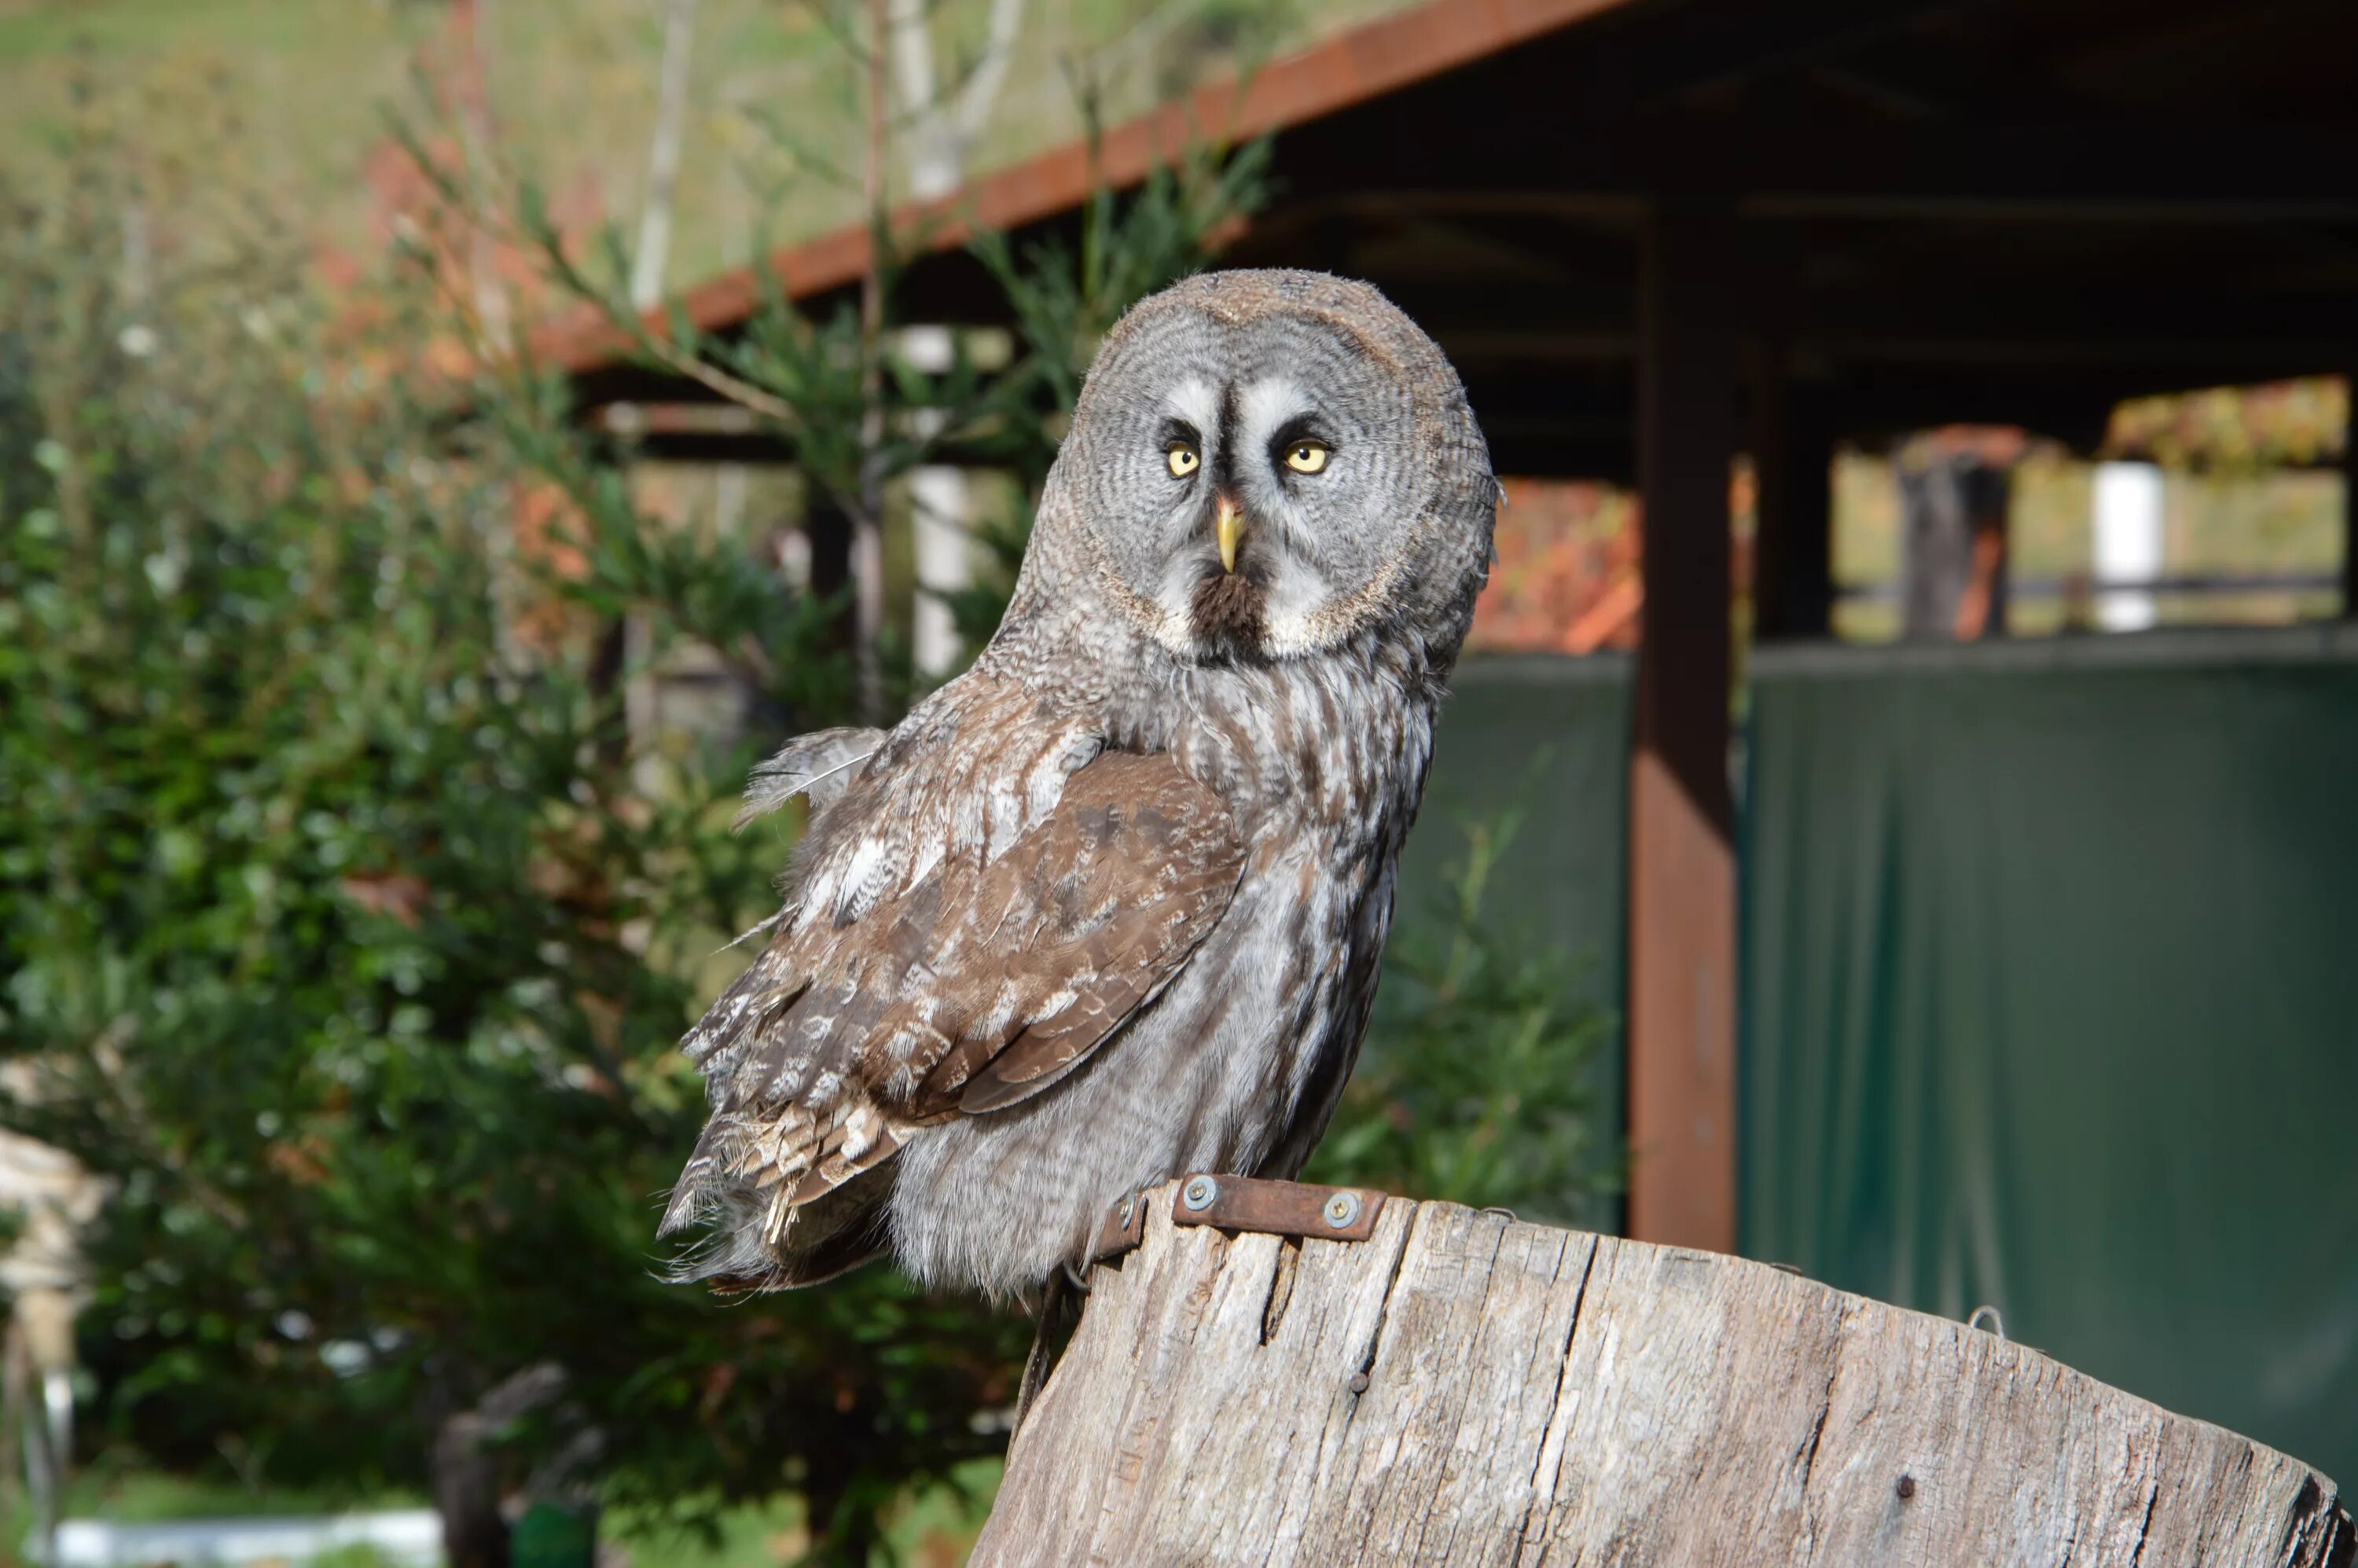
[1030,270,1497,672]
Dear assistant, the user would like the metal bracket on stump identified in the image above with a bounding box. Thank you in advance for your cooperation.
[1092,1175,1387,1265]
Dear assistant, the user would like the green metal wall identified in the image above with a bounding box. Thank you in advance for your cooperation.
[1398,652,1632,1222]
[1742,626,2358,1486]
[1404,652,1631,997]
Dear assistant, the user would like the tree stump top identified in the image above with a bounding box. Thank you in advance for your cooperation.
[975,1186,2351,1566]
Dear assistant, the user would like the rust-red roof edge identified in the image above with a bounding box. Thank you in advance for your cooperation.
[535,0,1638,376]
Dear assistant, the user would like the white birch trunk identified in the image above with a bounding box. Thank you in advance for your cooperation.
[630,0,700,313]
[887,0,1027,678]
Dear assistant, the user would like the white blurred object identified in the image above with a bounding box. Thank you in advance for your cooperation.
[889,0,1025,685]
[3,1126,107,1561]
[39,1510,444,1568]
[0,1131,102,1299]
[910,466,973,679]
[2092,461,2165,631]
[902,327,973,680]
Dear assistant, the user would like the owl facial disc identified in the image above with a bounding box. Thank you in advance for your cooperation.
[1138,370,1362,665]
[1045,270,1496,674]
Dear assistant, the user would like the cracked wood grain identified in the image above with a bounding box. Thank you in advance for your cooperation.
[971,1185,2352,1567]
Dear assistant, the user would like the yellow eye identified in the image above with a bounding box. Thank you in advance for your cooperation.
[1284,441,1329,475]
[1166,443,1200,478]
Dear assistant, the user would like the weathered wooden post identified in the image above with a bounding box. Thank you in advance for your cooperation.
[975,1180,2351,1566]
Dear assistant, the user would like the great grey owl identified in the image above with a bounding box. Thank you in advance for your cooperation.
[660,269,1497,1300]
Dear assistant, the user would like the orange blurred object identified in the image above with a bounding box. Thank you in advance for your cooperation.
[1468,479,1643,655]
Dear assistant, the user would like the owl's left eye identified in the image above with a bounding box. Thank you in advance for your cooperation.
[1166,443,1201,478]
[1283,441,1330,476]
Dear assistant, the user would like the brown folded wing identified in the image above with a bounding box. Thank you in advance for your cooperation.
[662,751,1243,1240]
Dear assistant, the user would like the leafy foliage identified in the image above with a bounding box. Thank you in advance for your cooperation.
[2,50,1614,1568]
[1309,800,1620,1227]
[0,101,1031,1560]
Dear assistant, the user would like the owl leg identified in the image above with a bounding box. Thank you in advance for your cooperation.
[1005,1264,1061,1434]
[1014,1273,1085,1434]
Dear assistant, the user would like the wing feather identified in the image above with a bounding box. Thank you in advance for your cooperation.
[733,726,886,830]
[661,747,1244,1288]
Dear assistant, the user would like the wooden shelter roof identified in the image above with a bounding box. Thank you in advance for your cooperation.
[534,0,1644,383]
[548,0,2358,478]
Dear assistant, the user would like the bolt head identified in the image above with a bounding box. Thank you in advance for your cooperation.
[1182,1176,1218,1211]
[1323,1191,1362,1229]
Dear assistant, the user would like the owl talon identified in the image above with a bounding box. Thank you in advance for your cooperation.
[1012,1269,1081,1437]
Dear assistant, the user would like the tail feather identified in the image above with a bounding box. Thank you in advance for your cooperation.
[661,1157,896,1292]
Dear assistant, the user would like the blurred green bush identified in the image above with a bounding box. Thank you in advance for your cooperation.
[0,90,1027,1566]
[1309,800,1618,1227]
[1,73,1613,1568]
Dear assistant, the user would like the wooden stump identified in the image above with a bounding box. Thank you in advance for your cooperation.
[974,1184,2351,1566]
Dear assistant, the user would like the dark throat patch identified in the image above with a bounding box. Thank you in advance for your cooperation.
[1189,568,1269,663]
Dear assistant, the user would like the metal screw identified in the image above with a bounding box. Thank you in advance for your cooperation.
[1118,1199,1136,1226]
[1348,1372,1369,1395]
[1896,1475,1916,1500]
[1182,1176,1218,1211]
[1323,1191,1362,1229]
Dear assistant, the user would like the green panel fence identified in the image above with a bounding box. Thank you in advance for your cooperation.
[1405,652,1631,995]
[1401,652,1632,1221]
[1742,626,2358,1485]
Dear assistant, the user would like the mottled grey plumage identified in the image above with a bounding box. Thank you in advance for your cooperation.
[662,270,1497,1299]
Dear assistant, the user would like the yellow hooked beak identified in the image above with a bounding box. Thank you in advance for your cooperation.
[1215,496,1245,574]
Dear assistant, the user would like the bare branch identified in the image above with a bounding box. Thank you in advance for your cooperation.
[953,0,1027,145]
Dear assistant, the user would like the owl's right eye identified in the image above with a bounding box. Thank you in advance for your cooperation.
[1166,443,1201,479]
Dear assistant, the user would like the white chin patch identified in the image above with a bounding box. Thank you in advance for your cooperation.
[1261,557,1337,655]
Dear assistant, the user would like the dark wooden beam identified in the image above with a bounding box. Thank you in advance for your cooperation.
[1290,113,2358,219]
[1898,448,2013,640]
[1751,380,1836,641]
[1573,0,1980,118]
[805,490,854,652]
[1799,26,2110,124]
[1725,123,2358,218]
[1627,202,1739,1254]
[1744,222,1834,642]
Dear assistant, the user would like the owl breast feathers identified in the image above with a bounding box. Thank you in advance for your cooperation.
[662,270,1498,1299]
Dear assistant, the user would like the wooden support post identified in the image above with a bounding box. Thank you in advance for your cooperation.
[975,1184,2355,1565]
[1899,447,2011,641]
[1628,204,1739,1254]
[1743,220,1835,644]
[1750,368,1835,641]
[803,486,854,645]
